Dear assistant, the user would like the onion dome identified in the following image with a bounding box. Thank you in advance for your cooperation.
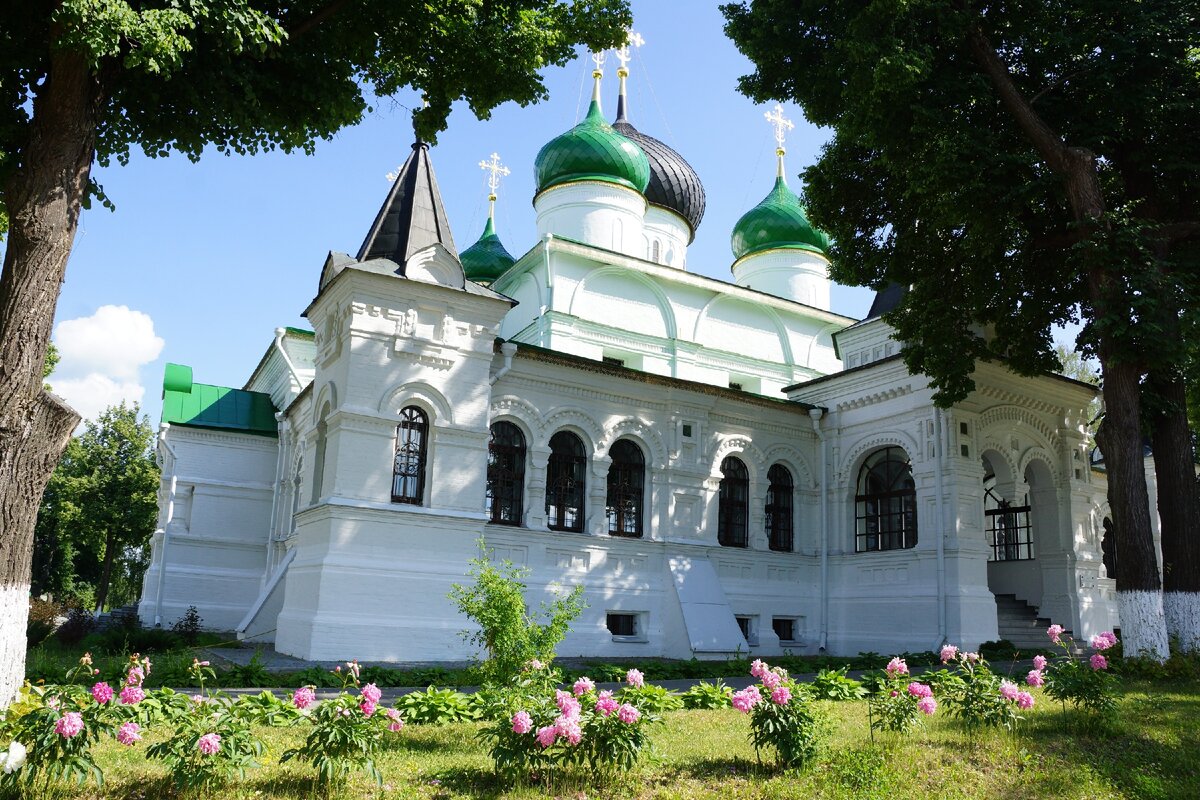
[612,79,705,241]
[460,215,515,284]
[534,72,650,197]
[731,173,830,260]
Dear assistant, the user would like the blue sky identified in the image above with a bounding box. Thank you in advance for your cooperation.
[37,0,878,427]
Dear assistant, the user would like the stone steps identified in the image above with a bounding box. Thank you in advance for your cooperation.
[994,593,1064,651]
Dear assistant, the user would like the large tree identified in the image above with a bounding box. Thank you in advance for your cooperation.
[0,0,632,705]
[723,0,1200,658]
[32,403,158,612]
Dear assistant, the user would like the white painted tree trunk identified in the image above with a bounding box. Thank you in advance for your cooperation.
[1164,591,1200,653]
[1118,590,1169,661]
[0,584,30,706]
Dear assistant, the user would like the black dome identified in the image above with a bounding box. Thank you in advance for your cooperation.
[613,97,706,242]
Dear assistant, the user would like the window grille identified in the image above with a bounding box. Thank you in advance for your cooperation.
[718,456,749,547]
[486,421,525,525]
[855,447,917,552]
[985,486,1033,561]
[546,431,586,531]
[606,439,645,537]
[766,464,794,552]
[392,406,428,504]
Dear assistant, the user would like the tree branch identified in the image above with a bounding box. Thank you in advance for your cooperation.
[288,0,355,39]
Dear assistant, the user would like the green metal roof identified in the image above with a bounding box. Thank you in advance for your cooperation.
[460,216,516,284]
[161,363,278,437]
[731,176,830,260]
[534,99,651,196]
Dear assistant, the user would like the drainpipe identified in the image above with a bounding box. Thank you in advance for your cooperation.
[264,413,289,583]
[273,327,302,390]
[809,408,829,652]
[933,409,948,649]
[154,424,179,627]
[489,341,518,386]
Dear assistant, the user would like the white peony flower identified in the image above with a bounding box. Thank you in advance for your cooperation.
[2,741,27,774]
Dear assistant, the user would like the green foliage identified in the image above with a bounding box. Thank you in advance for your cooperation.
[811,667,868,702]
[222,652,273,688]
[620,683,684,714]
[680,680,733,709]
[722,0,1200,405]
[938,654,1022,731]
[42,342,59,390]
[449,543,585,686]
[279,693,390,787]
[145,696,265,792]
[32,402,159,610]
[170,606,203,646]
[745,681,830,770]
[395,686,479,726]
[1044,636,1119,723]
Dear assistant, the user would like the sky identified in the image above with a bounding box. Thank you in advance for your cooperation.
[34,0,879,428]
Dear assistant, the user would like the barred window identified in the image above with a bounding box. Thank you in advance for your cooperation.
[766,463,794,552]
[486,422,525,525]
[855,447,916,552]
[392,406,428,505]
[985,485,1033,561]
[546,431,586,532]
[606,439,645,537]
[718,456,749,547]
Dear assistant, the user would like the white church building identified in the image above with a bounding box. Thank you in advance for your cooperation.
[138,59,1120,662]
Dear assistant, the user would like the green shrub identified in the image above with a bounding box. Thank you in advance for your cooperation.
[170,606,204,646]
[680,680,732,709]
[620,684,683,714]
[394,687,478,725]
[810,667,868,701]
[221,653,272,688]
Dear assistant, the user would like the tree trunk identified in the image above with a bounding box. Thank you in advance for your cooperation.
[95,528,116,613]
[1094,357,1169,660]
[0,49,99,705]
[1148,373,1200,652]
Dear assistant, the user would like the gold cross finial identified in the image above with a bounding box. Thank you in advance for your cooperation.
[591,49,607,76]
[764,104,795,152]
[615,29,643,77]
[478,152,510,219]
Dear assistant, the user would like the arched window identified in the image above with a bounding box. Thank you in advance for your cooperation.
[718,456,749,547]
[651,240,661,263]
[486,422,525,525]
[766,464,794,552]
[606,439,645,537]
[392,406,428,504]
[546,431,586,531]
[1101,517,1118,581]
[855,447,917,552]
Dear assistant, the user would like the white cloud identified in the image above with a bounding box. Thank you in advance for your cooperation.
[51,305,164,421]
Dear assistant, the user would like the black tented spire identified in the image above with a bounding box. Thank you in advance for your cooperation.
[867,282,907,319]
[356,140,458,272]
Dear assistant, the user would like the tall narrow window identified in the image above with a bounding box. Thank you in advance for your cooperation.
[718,456,749,547]
[546,431,586,531]
[606,439,645,537]
[766,464,794,552]
[855,447,917,552]
[392,406,428,504]
[486,422,525,525]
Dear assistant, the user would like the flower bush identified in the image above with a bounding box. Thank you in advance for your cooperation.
[866,657,938,734]
[734,660,830,769]
[280,661,406,788]
[937,647,1030,731]
[479,671,662,782]
[1043,627,1119,721]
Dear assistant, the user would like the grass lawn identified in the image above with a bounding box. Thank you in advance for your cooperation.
[14,678,1199,799]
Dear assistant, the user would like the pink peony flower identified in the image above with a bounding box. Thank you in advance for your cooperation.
[573,677,595,697]
[1026,669,1045,687]
[1047,624,1065,643]
[361,683,382,705]
[198,660,210,667]
[1033,655,1047,671]
[555,691,581,719]
[885,657,909,678]
[556,717,582,745]
[126,666,144,687]
[360,701,376,717]
[750,659,768,679]
[528,659,544,670]
[535,725,557,749]
[999,680,1019,701]
[116,722,141,746]
[293,686,317,710]
[760,670,782,690]
[120,685,145,706]
[1090,653,1108,671]
[197,733,221,756]
[917,696,938,715]
[626,668,645,688]
[511,711,533,734]
[940,644,958,664]
[617,703,641,723]
[45,696,59,710]
[965,652,981,663]
[388,720,404,733]
[770,686,792,705]
[191,694,205,704]
[595,691,619,717]
[1016,691,1035,710]
[91,682,113,705]
[907,682,933,699]
[890,690,898,697]
[54,712,84,739]
[731,688,760,713]
[1090,631,1118,651]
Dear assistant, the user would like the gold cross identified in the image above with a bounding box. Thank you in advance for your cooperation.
[764,104,795,151]
[478,152,510,201]
[615,29,644,73]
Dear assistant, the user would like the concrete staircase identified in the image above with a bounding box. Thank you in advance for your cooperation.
[994,594,1063,651]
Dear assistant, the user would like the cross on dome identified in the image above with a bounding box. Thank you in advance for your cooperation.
[764,104,795,178]
[478,152,510,201]
[615,29,644,77]
[591,49,607,75]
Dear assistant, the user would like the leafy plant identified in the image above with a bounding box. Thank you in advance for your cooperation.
[620,683,684,714]
[680,680,733,709]
[865,658,937,735]
[938,650,1028,731]
[395,686,479,725]
[810,667,868,701]
[222,651,272,688]
[734,660,831,770]
[449,541,585,686]
[170,606,204,647]
[1043,629,1120,724]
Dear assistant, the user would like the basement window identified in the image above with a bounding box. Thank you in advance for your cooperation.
[772,617,798,643]
[736,615,758,646]
[606,612,645,641]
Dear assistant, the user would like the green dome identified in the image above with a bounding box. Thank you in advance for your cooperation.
[731,177,830,260]
[460,216,515,284]
[534,99,651,196]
